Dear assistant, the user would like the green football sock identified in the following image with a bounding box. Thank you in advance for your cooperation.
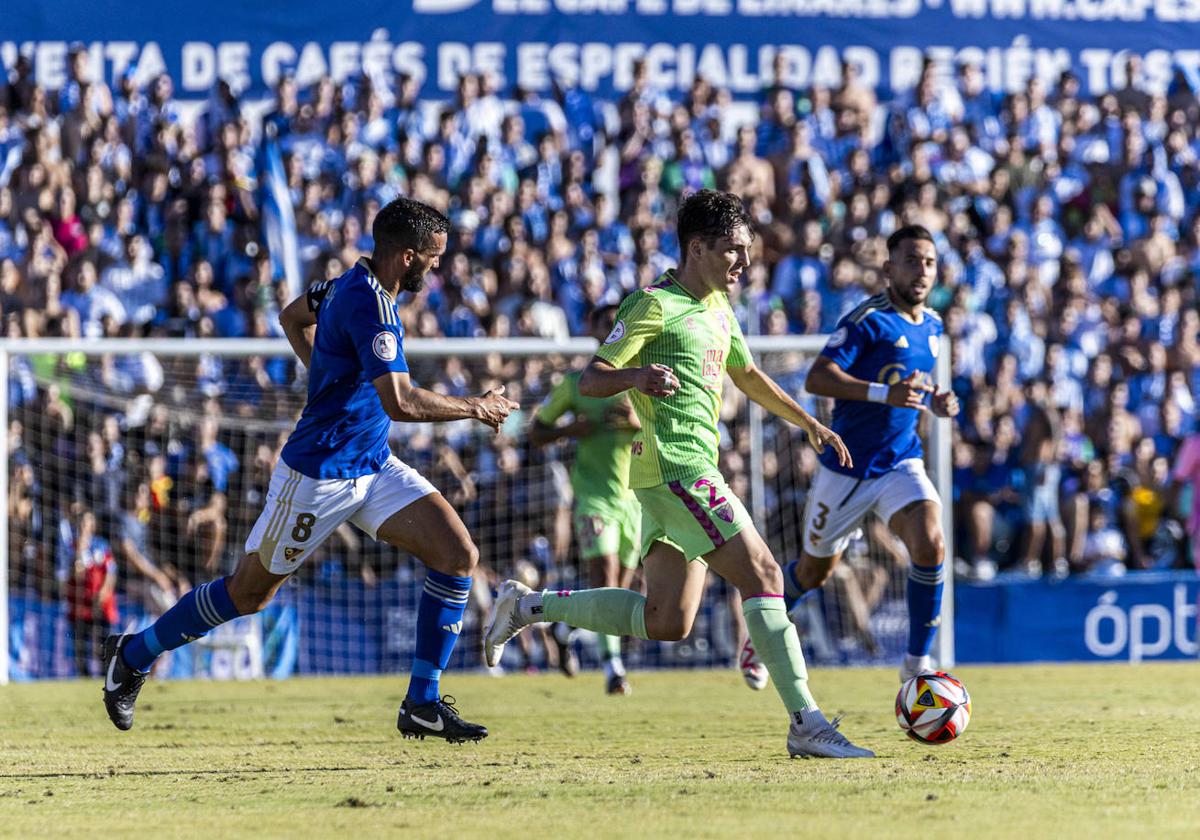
[743,596,816,713]
[540,588,649,640]
[598,631,621,661]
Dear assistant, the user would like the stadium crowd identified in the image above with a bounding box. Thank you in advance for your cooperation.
[4,47,1200,669]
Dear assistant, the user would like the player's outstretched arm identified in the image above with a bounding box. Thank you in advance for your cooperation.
[579,356,678,399]
[727,362,852,468]
[279,293,318,367]
[806,356,932,410]
[373,372,519,431]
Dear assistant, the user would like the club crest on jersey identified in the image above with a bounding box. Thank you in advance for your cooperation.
[713,310,730,335]
[604,320,626,344]
[929,335,940,357]
[373,331,398,361]
[714,503,735,523]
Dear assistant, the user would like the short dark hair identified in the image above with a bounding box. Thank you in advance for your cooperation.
[676,189,754,262]
[372,197,449,257]
[886,224,935,254]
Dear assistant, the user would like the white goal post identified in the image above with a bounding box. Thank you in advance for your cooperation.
[0,334,954,684]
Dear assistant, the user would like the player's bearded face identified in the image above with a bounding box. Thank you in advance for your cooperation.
[401,260,427,292]
[887,240,938,307]
[399,232,448,293]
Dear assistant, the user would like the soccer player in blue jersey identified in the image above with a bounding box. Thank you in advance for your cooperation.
[101,197,519,742]
[742,225,960,686]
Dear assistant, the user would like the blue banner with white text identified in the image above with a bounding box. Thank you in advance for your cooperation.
[10,572,1199,679]
[4,0,1200,100]
[955,572,1200,664]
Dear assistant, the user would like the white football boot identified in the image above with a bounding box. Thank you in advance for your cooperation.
[787,710,876,759]
[482,580,534,668]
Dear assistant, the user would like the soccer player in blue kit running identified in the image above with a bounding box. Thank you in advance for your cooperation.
[101,197,518,743]
[742,225,961,685]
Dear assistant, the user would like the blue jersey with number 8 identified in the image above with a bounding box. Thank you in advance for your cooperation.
[281,258,409,479]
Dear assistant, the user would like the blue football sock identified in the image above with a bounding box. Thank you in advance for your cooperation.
[906,563,945,657]
[122,577,241,672]
[782,560,817,611]
[408,570,471,705]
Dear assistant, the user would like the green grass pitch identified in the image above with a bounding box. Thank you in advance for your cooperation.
[2,664,1198,838]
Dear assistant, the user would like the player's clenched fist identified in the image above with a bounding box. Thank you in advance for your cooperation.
[887,370,934,411]
[472,385,521,431]
[635,363,679,398]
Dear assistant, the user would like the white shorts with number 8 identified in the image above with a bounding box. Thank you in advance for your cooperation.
[802,458,940,559]
[245,455,437,575]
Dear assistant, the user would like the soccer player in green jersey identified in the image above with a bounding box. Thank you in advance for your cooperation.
[485,190,874,758]
[531,305,641,696]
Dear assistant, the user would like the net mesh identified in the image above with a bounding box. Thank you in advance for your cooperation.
[4,340,929,680]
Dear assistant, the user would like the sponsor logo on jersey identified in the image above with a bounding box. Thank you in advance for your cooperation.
[373,331,398,361]
[702,347,725,381]
[826,326,848,349]
[284,547,304,561]
[441,621,463,634]
[894,335,909,348]
[603,320,626,344]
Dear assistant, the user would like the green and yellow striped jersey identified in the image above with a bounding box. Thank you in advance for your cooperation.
[594,270,751,489]
[534,370,636,505]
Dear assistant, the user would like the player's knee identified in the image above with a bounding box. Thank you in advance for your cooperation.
[459,539,481,575]
[911,531,945,567]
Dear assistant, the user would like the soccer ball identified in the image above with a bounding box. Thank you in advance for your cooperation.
[895,671,971,744]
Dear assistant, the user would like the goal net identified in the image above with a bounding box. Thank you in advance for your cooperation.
[0,336,953,683]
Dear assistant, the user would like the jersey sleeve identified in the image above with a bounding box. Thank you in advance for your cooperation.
[726,310,751,370]
[347,285,409,381]
[819,315,870,371]
[307,278,334,314]
[535,376,575,425]
[594,292,664,369]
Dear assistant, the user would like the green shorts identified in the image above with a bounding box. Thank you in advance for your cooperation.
[574,495,642,569]
[634,469,753,562]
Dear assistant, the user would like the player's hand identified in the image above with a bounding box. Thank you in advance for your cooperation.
[802,417,853,469]
[886,370,934,411]
[635,364,679,398]
[931,388,960,418]
[473,386,521,432]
